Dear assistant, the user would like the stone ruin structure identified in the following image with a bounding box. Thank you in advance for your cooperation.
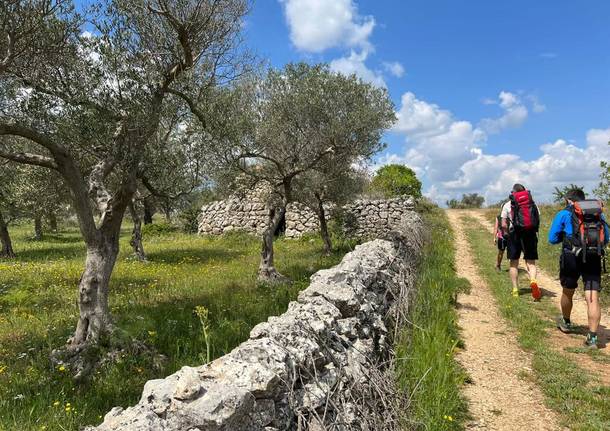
[90,211,424,430]
[198,184,415,240]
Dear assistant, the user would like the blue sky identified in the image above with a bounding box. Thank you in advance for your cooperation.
[244,0,610,203]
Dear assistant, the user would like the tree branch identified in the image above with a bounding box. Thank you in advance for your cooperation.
[0,122,68,156]
[0,149,57,169]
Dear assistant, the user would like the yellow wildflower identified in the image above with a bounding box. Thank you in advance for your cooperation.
[0,365,7,374]
[147,331,157,337]
[58,365,66,372]
[52,401,60,407]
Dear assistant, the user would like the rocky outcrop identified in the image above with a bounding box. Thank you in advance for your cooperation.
[90,211,423,431]
[198,195,415,240]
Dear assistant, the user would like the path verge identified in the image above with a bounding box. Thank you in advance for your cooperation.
[463,213,610,430]
[447,210,561,431]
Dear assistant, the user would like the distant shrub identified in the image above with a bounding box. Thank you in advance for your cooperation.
[178,204,201,234]
[447,193,485,209]
[369,164,422,198]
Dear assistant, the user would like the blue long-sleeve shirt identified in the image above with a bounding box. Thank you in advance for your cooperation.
[548,208,610,245]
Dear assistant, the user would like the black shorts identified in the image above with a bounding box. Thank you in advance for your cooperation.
[559,250,602,291]
[507,230,538,261]
[497,237,508,251]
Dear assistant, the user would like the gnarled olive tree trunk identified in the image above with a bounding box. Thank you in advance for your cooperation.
[258,204,287,282]
[70,233,120,348]
[129,202,146,262]
[315,196,332,255]
[0,210,15,258]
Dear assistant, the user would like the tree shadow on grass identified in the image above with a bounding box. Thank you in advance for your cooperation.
[13,244,85,262]
[144,247,242,265]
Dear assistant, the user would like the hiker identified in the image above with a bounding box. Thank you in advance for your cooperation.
[549,188,608,349]
[501,184,541,299]
[493,211,507,272]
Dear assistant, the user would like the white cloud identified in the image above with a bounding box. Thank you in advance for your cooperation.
[383,92,485,185]
[383,90,609,205]
[382,61,405,78]
[479,91,528,134]
[443,129,610,204]
[280,0,374,53]
[527,94,547,113]
[393,92,453,138]
[329,50,386,88]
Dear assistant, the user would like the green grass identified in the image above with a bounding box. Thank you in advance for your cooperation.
[0,222,351,431]
[464,215,610,431]
[395,208,470,431]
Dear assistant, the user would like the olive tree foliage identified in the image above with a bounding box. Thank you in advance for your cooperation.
[7,162,69,240]
[205,63,395,281]
[369,164,422,198]
[0,0,250,362]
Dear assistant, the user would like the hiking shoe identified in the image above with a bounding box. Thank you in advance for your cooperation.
[511,287,519,297]
[556,317,573,334]
[530,279,541,301]
[584,334,599,350]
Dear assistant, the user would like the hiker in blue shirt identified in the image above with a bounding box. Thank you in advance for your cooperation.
[549,188,608,349]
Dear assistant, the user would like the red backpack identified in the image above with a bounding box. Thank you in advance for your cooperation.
[509,190,540,231]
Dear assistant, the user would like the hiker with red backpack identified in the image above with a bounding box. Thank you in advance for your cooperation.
[549,188,608,349]
[501,184,542,299]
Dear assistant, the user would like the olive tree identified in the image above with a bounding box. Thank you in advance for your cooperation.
[294,165,368,255]
[0,0,250,359]
[205,63,395,281]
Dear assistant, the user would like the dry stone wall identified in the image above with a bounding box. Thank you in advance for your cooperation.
[90,212,423,431]
[198,195,415,240]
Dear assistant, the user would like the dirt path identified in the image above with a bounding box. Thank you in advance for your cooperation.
[447,210,561,430]
[468,210,610,385]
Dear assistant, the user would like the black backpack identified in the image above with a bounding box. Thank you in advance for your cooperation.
[565,200,606,262]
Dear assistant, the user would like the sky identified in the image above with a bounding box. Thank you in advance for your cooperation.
[242,0,610,204]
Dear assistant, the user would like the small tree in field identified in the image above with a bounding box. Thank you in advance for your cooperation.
[369,164,422,198]
[295,165,368,255]
[553,184,585,203]
[208,63,395,281]
[0,0,250,364]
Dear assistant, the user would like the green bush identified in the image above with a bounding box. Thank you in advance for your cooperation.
[369,164,422,198]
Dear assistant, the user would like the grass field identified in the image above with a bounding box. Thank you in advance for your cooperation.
[0,222,350,431]
[464,216,610,430]
[395,208,469,430]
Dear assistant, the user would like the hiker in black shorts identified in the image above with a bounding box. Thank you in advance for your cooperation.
[500,184,541,300]
[549,188,608,349]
